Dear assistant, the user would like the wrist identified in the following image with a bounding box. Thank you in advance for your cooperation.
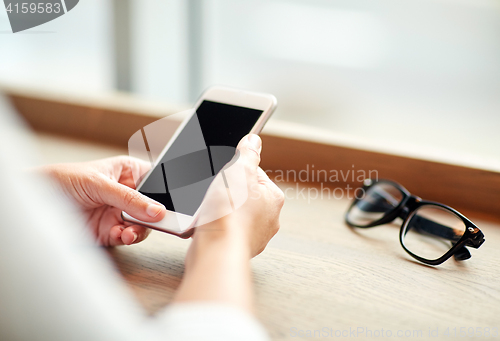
[189,218,252,261]
[176,216,254,312]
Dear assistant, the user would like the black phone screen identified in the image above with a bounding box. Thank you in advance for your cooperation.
[138,100,263,216]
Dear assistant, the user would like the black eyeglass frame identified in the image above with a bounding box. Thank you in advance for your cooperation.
[345,179,485,266]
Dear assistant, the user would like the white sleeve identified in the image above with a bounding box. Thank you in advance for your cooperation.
[0,95,269,341]
[158,303,270,341]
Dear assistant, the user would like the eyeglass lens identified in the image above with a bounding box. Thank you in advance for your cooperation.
[402,205,465,261]
[346,182,404,226]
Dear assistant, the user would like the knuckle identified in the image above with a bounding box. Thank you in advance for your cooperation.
[242,146,260,163]
[123,190,142,208]
[272,187,285,207]
[249,148,261,162]
[242,163,257,178]
[273,222,281,234]
[277,190,285,205]
[116,155,130,165]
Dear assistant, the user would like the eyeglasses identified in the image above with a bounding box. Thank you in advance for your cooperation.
[345,179,485,266]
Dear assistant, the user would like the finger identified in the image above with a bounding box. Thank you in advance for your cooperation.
[125,156,152,186]
[235,134,262,169]
[98,177,166,222]
[108,225,125,247]
[266,180,285,205]
[121,225,151,245]
[112,156,152,189]
[257,167,272,184]
[257,168,284,206]
[257,167,282,194]
[129,156,153,174]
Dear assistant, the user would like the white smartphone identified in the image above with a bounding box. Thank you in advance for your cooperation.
[122,86,277,238]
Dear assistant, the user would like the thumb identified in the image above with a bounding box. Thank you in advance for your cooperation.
[235,134,262,169]
[98,178,166,222]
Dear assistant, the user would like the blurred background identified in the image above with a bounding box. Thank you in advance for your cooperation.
[1,0,499,163]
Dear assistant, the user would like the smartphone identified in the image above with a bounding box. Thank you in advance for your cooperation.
[122,86,277,237]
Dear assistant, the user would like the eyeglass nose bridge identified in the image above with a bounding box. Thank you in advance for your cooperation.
[398,195,421,220]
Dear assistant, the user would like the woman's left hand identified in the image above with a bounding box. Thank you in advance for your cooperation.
[38,156,166,246]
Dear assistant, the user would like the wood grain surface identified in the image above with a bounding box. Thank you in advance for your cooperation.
[36,133,500,341]
[107,182,500,340]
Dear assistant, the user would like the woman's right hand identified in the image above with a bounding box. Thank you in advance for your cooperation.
[193,134,284,258]
[174,134,284,312]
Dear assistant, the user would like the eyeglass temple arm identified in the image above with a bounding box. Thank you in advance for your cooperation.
[407,216,471,260]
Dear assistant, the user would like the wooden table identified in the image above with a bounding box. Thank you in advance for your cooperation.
[37,133,500,340]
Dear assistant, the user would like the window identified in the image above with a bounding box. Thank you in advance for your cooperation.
[0,0,113,94]
[1,0,499,163]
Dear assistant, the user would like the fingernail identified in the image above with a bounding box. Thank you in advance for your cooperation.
[247,134,262,152]
[131,232,138,244]
[146,204,163,217]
